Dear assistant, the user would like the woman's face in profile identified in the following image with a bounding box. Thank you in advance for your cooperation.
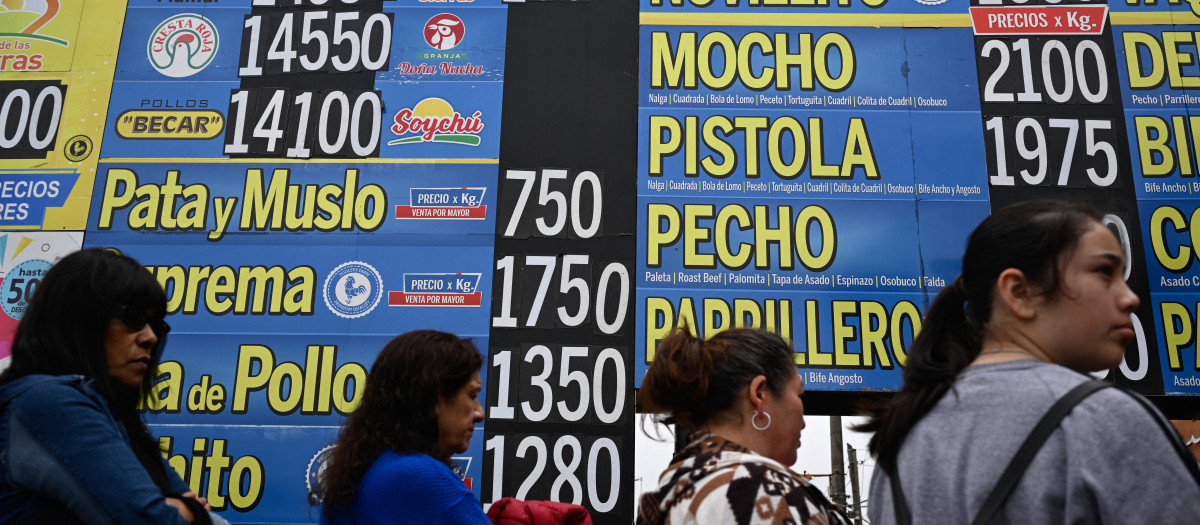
[1033,222,1140,371]
[761,372,806,467]
[436,370,484,458]
[104,310,158,389]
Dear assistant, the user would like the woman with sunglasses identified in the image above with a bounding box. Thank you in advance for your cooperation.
[0,248,215,524]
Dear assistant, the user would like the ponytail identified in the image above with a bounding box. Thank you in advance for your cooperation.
[639,329,715,429]
[856,276,982,471]
[855,200,1103,473]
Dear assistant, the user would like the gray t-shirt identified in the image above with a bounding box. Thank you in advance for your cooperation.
[868,360,1200,524]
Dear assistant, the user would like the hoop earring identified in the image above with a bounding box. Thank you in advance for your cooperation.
[751,410,772,431]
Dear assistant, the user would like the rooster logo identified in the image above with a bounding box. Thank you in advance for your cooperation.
[342,275,368,305]
[323,261,383,319]
[424,14,464,51]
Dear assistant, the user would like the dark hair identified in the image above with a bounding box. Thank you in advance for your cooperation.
[0,247,169,470]
[856,200,1103,472]
[639,327,795,431]
[313,330,483,517]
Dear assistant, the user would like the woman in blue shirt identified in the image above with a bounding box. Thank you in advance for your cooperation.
[312,330,489,525]
[0,248,213,524]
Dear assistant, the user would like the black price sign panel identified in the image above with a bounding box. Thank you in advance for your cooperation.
[973,0,1164,394]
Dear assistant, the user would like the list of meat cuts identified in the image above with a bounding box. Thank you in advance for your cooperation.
[636,0,1200,400]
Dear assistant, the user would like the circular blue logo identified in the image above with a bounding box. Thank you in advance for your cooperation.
[306,444,336,500]
[323,261,383,319]
[1,259,51,321]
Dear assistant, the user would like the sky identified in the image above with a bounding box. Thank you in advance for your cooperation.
[633,415,876,520]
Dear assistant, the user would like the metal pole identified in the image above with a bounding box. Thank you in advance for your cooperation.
[847,444,863,525]
[830,416,847,510]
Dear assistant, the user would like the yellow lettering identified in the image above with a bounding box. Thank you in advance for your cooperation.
[650,30,856,91]
[796,205,836,271]
[768,117,807,179]
[232,344,273,413]
[1136,116,1175,176]
[684,204,715,268]
[227,455,265,511]
[715,205,752,269]
[701,116,736,176]
[842,118,879,179]
[649,116,682,177]
[204,266,237,315]
[99,169,137,229]
[1150,206,1193,272]
[241,169,288,230]
[832,300,861,367]
[755,205,793,270]
[651,31,696,89]
[1160,301,1193,371]
[1163,31,1200,89]
[1125,32,1165,89]
[649,115,877,179]
[142,360,183,413]
[805,299,832,366]
[859,301,890,368]
[647,203,682,267]
[703,297,732,337]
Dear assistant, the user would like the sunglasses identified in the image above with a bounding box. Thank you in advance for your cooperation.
[116,307,171,338]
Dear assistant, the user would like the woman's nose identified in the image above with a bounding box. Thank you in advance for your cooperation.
[139,324,158,346]
[1119,280,1140,313]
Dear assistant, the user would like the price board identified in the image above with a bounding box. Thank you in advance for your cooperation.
[636,0,1200,403]
[480,4,638,523]
[1,0,524,523]
[4,1,1200,524]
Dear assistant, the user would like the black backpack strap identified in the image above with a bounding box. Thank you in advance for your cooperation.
[889,380,1111,525]
[969,380,1111,525]
[889,461,912,525]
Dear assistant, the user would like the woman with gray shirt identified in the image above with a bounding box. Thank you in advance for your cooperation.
[859,200,1200,524]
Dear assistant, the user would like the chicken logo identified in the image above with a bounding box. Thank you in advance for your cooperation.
[343,275,368,302]
[323,261,383,319]
[147,13,218,78]
[424,14,464,51]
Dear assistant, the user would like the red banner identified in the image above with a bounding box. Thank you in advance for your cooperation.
[395,205,488,219]
[970,5,1108,35]
[388,291,483,307]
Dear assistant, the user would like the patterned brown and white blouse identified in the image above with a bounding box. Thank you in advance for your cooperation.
[637,434,851,525]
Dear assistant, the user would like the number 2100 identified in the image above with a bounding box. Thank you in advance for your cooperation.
[980,38,1108,104]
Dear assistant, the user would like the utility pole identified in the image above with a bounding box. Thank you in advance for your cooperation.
[829,416,847,510]
[847,444,863,525]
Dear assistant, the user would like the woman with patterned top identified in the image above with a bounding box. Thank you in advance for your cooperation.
[636,328,851,525]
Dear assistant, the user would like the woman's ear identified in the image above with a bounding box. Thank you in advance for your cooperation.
[995,268,1038,320]
[745,375,768,412]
